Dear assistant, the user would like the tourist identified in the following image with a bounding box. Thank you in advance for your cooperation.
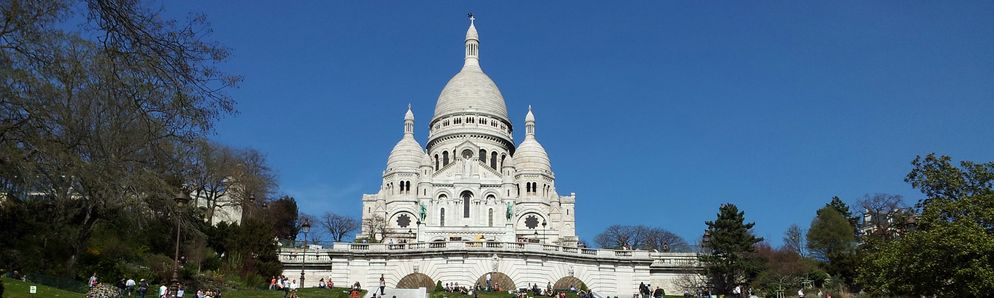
[486,272,492,291]
[327,276,334,289]
[289,280,299,298]
[176,285,185,298]
[159,284,167,298]
[797,288,804,298]
[318,278,326,288]
[137,279,148,298]
[379,274,386,295]
[270,276,276,290]
[89,272,98,288]
[125,278,136,296]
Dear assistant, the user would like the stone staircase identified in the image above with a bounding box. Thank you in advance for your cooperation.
[363,287,428,298]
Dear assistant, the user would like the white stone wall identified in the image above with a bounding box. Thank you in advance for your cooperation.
[280,243,700,297]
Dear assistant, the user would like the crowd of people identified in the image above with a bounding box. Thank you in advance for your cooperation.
[636,282,665,298]
[86,272,225,298]
[269,274,343,298]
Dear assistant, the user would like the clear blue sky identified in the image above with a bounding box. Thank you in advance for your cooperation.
[161,1,993,247]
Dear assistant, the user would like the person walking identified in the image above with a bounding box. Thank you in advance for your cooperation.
[137,279,148,298]
[379,274,386,295]
[486,273,492,291]
[797,288,805,298]
[159,284,167,298]
[126,278,136,296]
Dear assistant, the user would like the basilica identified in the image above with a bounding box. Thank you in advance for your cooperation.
[279,18,700,297]
[360,16,577,247]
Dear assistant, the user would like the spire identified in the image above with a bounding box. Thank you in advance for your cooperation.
[404,105,415,135]
[464,13,480,70]
[525,105,535,136]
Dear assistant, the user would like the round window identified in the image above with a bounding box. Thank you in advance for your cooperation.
[461,149,473,159]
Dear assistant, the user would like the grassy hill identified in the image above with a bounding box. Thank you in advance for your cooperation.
[2,277,83,298]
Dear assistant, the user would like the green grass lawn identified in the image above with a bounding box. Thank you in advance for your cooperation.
[225,287,365,298]
[0,278,366,298]
[2,277,83,298]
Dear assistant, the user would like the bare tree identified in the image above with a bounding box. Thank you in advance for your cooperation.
[594,224,634,249]
[0,0,237,274]
[361,215,388,243]
[782,224,804,255]
[674,272,709,296]
[321,211,359,242]
[188,140,275,225]
[595,224,689,251]
[643,227,692,252]
[858,193,908,240]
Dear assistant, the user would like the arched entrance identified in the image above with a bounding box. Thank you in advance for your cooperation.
[475,272,515,291]
[553,276,587,291]
[397,273,434,290]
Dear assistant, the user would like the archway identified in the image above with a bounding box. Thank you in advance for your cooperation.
[397,273,434,290]
[475,272,515,292]
[553,276,587,291]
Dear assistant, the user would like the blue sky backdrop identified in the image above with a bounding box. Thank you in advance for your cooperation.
[160,1,994,247]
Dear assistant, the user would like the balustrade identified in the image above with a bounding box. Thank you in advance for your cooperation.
[278,241,697,262]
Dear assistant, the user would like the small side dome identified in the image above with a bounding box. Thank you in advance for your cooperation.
[513,137,551,175]
[386,136,425,172]
[421,152,433,168]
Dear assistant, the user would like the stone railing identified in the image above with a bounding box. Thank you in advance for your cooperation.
[278,241,679,263]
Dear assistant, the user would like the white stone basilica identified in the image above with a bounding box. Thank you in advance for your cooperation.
[280,18,701,298]
[361,16,576,247]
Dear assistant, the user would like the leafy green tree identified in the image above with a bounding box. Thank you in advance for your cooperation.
[827,196,859,232]
[699,203,764,294]
[752,242,814,297]
[807,206,857,290]
[270,196,300,242]
[857,154,994,296]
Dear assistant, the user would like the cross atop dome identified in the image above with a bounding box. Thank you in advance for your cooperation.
[468,12,475,24]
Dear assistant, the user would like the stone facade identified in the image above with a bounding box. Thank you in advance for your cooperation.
[361,16,575,247]
[283,17,702,297]
[280,243,700,296]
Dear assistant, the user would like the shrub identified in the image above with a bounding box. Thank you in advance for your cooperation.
[86,283,123,298]
[434,280,443,292]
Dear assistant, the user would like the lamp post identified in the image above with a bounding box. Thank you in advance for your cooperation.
[300,219,311,289]
[171,190,190,298]
[416,220,422,243]
[541,220,547,244]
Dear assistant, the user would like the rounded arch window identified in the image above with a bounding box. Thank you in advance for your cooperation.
[461,149,473,160]
[461,190,473,218]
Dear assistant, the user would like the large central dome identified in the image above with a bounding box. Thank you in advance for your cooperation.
[431,17,509,122]
[433,69,508,120]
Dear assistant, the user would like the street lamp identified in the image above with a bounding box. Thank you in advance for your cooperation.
[416,220,422,243]
[541,220,547,244]
[171,190,190,298]
[300,219,312,288]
